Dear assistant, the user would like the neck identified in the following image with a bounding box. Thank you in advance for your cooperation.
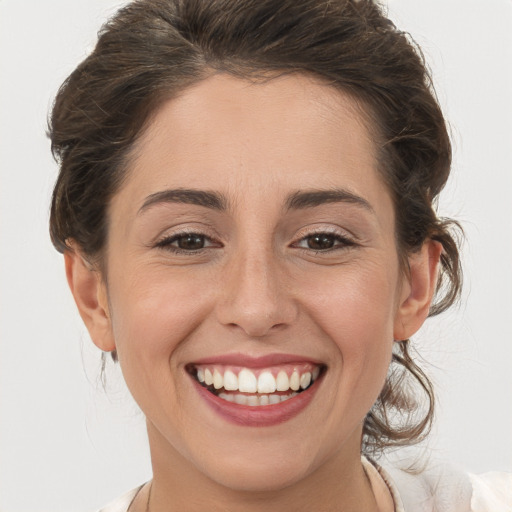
[144,423,379,512]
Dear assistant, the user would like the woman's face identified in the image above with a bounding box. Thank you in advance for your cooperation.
[78,74,426,491]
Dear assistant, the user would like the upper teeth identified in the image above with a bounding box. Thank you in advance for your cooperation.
[195,365,321,393]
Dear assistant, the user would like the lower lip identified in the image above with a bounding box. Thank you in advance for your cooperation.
[191,374,323,427]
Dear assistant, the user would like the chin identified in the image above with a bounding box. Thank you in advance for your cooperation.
[201,456,312,493]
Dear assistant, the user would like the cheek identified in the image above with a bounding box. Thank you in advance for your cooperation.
[106,266,215,389]
[300,262,398,393]
[302,260,399,338]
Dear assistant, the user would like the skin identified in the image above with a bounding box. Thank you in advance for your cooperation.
[66,73,441,511]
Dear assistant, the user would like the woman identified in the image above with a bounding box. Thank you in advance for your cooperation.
[48,0,511,510]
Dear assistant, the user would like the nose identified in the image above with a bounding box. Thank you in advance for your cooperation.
[215,248,298,338]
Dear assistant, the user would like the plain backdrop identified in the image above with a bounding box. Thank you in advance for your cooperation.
[1,1,511,510]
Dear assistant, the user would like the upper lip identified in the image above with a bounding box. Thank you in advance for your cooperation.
[189,352,324,368]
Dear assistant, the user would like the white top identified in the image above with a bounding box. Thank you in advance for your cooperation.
[98,459,512,512]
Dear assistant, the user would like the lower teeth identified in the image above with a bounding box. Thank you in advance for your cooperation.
[218,392,298,406]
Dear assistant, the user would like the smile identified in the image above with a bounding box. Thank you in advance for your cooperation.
[187,358,326,425]
[190,363,323,405]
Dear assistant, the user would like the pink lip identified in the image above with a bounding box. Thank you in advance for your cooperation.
[190,371,324,427]
[190,352,322,368]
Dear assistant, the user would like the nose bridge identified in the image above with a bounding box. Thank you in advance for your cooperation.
[217,238,296,337]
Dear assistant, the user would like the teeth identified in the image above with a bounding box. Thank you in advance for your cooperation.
[204,368,213,386]
[247,395,259,406]
[289,371,300,391]
[257,371,277,393]
[300,372,311,390]
[213,369,223,389]
[223,370,238,391]
[234,394,246,405]
[276,371,290,391]
[238,369,258,393]
[218,392,235,402]
[195,365,322,393]
[259,395,269,406]
[269,394,281,404]
[217,392,298,406]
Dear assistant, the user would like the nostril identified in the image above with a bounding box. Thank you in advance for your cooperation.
[224,320,287,338]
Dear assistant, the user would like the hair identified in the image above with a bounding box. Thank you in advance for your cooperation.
[49,0,462,455]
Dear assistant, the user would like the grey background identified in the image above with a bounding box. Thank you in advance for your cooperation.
[1,0,511,510]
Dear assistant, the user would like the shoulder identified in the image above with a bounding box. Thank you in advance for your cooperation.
[377,458,512,512]
[469,471,512,511]
[96,485,144,512]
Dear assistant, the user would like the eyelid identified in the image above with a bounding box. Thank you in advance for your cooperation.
[294,235,353,249]
[151,222,218,242]
[290,225,359,253]
[156,233,214,249]
[152,225,223,251]
[292,225,356,242]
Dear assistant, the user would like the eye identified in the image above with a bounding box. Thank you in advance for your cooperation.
[173,233,206,250]
[306,234,337,250]
[155,232,218,252]
[294,232,354,251]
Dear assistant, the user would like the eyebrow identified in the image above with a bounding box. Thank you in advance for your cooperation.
[138,188,228,214]
[138,187,373,215]
[285,188,374,213]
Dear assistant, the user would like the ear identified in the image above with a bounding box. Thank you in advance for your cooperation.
[64,249,116,352]
[393,240,443,341]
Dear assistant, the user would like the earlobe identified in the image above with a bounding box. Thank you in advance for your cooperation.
[393,240,443,341]
[64,249,116,352]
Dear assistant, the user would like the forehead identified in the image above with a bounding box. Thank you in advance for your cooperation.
[117,73,388,214]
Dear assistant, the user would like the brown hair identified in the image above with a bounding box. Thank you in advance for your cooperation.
[49,0,462,455]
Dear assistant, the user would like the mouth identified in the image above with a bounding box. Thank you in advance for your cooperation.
[187,362,325,406]
[185,355,327,426]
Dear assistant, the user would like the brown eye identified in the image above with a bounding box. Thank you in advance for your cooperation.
[293,231,355,253]
[155,231,221,254]
[176,234,205,250]
[307,234,336,250]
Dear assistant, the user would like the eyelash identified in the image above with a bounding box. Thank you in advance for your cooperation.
[154,229,356,255]
[154,231,220,255]
[291,230,356,254]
